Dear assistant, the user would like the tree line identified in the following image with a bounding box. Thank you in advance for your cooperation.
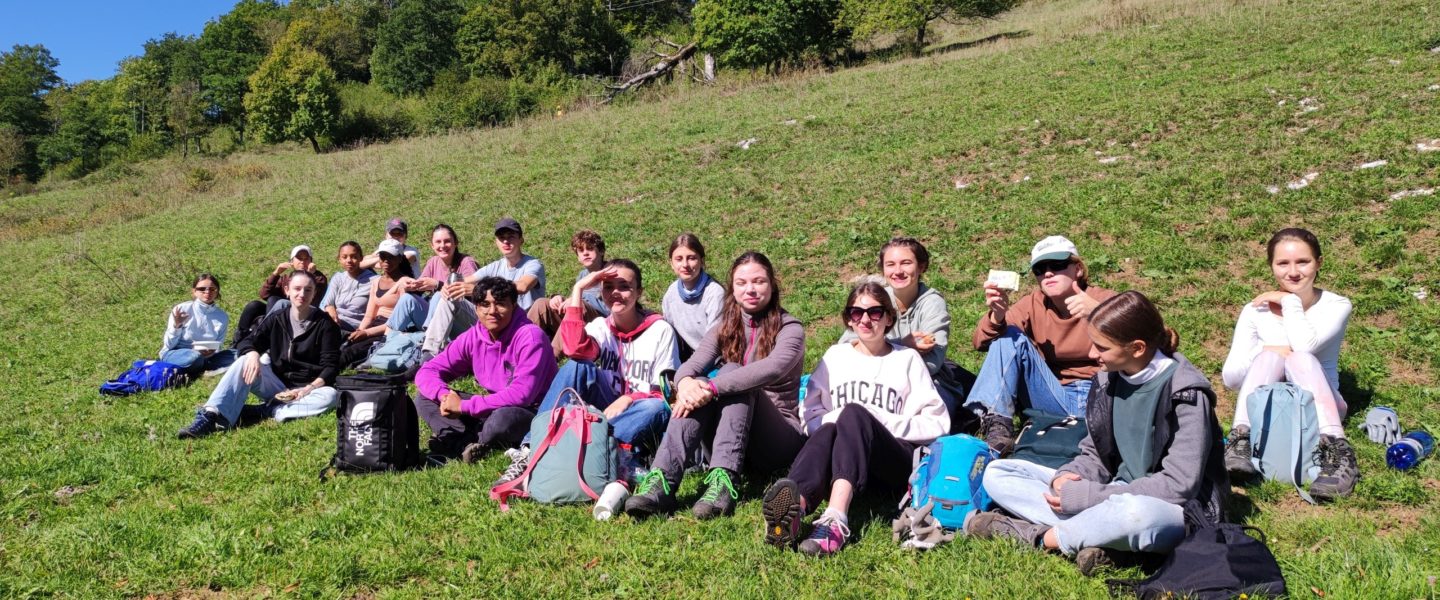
[0,0,1016,189]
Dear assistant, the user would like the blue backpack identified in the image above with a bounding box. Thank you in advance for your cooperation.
[1245,383,1321,503]
[99,360,188,396]
[903,433,996,529]
[366,331,425,373]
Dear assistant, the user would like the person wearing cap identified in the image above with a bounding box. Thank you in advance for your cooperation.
[360,217,422,278]
[232,245,329,347]
[342,238,421,366]
[970,235,1116,456]
[425,217,547,355]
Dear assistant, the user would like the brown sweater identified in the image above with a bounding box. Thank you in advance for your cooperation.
[972,286,1117,384]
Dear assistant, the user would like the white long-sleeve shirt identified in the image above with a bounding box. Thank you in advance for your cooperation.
[801,341,950,444]
[160,300,230,355]
[1220,290,1351,393]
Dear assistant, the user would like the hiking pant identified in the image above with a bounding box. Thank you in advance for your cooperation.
[651,362,806,490]
[522,360,671,453]
[527,300,600,359]
[202,358,338,425]
[982,458,1185,556]
[1231,350,1348,438]
[161,348,237,378]
[969,326,1092,419]
[787,405,917,513]
[420,295,478,355]
[413,393,534,454]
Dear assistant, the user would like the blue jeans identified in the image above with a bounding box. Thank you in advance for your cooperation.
[969,326,1092,418]
[523,360,671,453]
[161,348,237,378]
[202,357,338,425]
[389,293,430,333]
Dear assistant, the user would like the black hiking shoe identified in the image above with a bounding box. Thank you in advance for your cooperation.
[1224,425,1259,477]
[624,469,677,519]
[177,409,228,439]
[963,511,1049,548]
[1074,547,1143,577]
[762,478,805,548]
[981,414,1016,456]
[692,468,739,520]
[1310,435,1359,500]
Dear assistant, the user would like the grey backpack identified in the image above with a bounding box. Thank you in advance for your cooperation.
[490,388,621,509]
[1245,383,1320,503]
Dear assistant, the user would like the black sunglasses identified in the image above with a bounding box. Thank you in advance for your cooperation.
[194,286,218,292]
[1031,259,1073,276]
[844,306,887,322]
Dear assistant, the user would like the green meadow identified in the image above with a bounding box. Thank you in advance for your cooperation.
[3,0,1439,596]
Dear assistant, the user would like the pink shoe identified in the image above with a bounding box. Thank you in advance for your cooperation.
[797,514,850,557]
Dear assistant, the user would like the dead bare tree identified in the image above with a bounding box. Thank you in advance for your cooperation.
[603,40,705,103]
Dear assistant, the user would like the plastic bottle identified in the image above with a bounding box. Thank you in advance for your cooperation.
[1386,431,1435,471]
[593,481,630,521]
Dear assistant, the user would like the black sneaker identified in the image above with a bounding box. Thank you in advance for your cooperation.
[981,414,1016,456]
[762,478,805,548]
[624,469,677,519]
[963,511,1049,548]
[1074,546,1143,576]
[692,468,739,520]
[1224,426,1259,477]
[1310,435,1359,500]
[177,409,228,439]
[236,402,273,426]
[492,445,530,485]
[461,442,489,464]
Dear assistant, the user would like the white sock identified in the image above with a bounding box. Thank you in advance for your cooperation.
[820,507,848,524]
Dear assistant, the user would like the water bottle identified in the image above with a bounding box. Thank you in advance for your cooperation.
[447,272,462,285]
[1386,431,1435,470]
[593,481,629,521]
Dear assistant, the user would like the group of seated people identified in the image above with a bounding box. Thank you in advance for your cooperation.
[157,219,1355,571]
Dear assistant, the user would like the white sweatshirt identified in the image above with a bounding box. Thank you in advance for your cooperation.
[160,300,230,355]
[1221,290,1351,393]
[802,341,950,444]
[563,308,681,399]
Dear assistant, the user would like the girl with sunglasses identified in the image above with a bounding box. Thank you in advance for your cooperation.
[762,279,949,556]
[970,235,1116,456]
[160,273,236,378]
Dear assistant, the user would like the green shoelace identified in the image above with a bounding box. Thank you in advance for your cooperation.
[634,469,671,496]
[699,468,737,502]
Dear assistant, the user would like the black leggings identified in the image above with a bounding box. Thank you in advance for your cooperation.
[787,405,917,513]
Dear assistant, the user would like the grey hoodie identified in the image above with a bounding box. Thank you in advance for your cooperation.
[676,310,805,427]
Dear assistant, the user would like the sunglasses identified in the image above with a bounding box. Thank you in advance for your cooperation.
[844,306,887,322]
[1031,259,1074,276]
[194,286,218,292]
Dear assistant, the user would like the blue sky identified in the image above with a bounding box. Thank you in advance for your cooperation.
[0,0,240,83]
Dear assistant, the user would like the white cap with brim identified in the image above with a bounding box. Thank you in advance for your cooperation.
[1030,235,1079,266]
[376,238,404,257]
[290,245,312,259]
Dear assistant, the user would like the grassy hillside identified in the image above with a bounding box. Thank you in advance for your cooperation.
[3,0,1439,596]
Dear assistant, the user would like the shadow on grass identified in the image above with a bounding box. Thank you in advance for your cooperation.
[925,31,1034,56]
[1337,369,1375,424]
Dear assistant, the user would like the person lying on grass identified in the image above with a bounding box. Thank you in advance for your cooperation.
[426,217,547,357]
[971,235,1117,455]
[625,251,806,521]
[413,277,558,463]
[661,232,725,363]
[318,241,375,337]
[764,278,949,557]
[341,239,420,368]
[966,291,1227,577]
[232,244,329,347]
[1221,227,1356,499]
[178,271,342,438]
[528,229,610,360]
[159,272,236,379]
[493,259,678,486]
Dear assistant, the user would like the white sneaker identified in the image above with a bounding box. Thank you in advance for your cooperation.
[493,445,530,487]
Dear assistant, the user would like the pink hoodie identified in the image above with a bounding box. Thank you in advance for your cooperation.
[415,310,558,417]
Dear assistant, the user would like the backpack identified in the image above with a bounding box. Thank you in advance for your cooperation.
[1245,383,1320,503]
[322,373,421,478]
[490,388,621,510]
[1107,524,1287,599]
[366,330,426,374]
[901,434,995,529]
[99,360,188,396]
[1009,409,1089,469]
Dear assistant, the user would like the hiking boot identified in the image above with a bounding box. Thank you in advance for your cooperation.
[177,409,228,439]
[1224,425,1259,477]
[1310,435,1359,501]
[963,511,1049,548]
[762,478,805,548]
[1074,547,1141,577]
[981,414,1016,456]
[797,513,850,557]
[461,442,488,464]
[492,445,530,486]
[692,468,739,520]
[624,469,677,519]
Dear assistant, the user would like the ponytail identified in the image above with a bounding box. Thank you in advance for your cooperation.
[1090,291,1180,356]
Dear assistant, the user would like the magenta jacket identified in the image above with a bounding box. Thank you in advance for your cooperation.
[415,310,558,417]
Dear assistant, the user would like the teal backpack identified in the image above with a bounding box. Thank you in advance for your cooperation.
[903,433,995,529]
[1245,383,1321,503]
[491,388,621,509]
[366,331,425,373]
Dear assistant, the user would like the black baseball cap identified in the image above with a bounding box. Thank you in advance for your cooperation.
[494,217,522,236]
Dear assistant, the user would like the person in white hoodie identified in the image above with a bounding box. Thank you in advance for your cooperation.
[762,279,949,557]
[159,273,235,378]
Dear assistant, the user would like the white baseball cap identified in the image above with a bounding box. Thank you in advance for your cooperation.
[290,245,312,259]
[376,238,404,257]
[1030,236,1078,266]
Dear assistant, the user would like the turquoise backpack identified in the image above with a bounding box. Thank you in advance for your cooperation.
[491,388,621,509]
[903,433,996,529]
[1245,383,1320,503]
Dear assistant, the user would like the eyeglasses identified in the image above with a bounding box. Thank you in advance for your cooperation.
[1031,259,1073,276]
[844,306,887,322]
[194,286,217,292]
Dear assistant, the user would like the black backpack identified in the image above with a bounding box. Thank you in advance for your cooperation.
[1108,524,1287,599]
[322,373,421,478]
